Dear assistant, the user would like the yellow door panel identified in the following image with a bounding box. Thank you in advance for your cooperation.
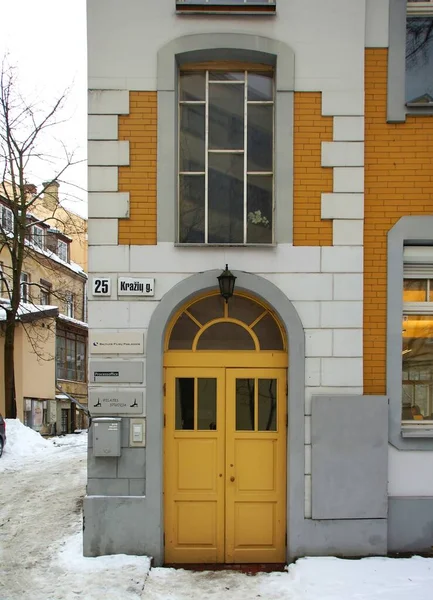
[164,368,225,564]
[164,366,286,565]
[225,368,286,563]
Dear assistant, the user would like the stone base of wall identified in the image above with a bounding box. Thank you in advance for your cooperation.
[388,497,433,553]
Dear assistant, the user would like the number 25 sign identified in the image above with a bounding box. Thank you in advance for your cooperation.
[92,277,111,296]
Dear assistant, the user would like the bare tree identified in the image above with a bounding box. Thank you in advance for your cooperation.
[0,59,85,418]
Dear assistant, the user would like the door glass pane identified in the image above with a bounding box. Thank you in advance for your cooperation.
[175,378,195,430]
[169,313,200,349]
[180,72,205,102]
[247,104,273,172]
[253,313,284,350]
[247,72,273,101]
[209,83,244,150]
[247,175,273,244]
[197,323,255,350]
[228,295,265,325]
[208,153,244,244]
[180,105,205,172]
[179,175,205,243]
[403,279,427,302]
[198,378,217,430]
[236,378,255,431]
[258,379,277,431]
[188,294,225,325]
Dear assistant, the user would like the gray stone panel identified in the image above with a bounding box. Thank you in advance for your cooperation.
[83,496,148,557]
[87,450,117,479]
[388,497,433,552]
[299,519,387,557]
[311,395,388,519]
[87,478,129,496]
[129,479,146,496]
[118,448,146,479]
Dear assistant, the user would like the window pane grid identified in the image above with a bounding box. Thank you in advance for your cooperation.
[179,69,274,245]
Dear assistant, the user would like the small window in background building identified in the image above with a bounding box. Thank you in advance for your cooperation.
[406,1,433,104]
[65,292,74,318]
[0,206,14,233]
[40,288,50,305]
[402,276,433,422]
[20,272,30,303]
[176,0,276,13]
[57,239,68,262]
[32,225,44,249]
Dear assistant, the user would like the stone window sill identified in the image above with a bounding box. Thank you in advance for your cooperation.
[401,426,433,438]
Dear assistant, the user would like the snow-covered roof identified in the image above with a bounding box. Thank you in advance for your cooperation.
[0,299,58,322]
[57,313,88,329]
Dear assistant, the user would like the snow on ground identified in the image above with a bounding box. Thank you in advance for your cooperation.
[0,419,149,600]
[145,556,433,600]
[1,419,433,600]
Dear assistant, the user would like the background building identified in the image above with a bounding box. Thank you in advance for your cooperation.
[0,182,88,434]
[85,0,433,564]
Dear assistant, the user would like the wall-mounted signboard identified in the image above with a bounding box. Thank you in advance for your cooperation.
[92,277,111,296]
[90,332,144,355]
[89,390,144,415]
[118,277,155,297]
[89,361,144,383]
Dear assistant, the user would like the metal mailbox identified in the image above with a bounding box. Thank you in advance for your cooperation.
[92,417,122,457]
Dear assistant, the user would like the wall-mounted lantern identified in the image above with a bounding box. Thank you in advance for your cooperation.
[217,264,236,303]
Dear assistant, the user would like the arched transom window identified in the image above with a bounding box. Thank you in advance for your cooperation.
[167,293,285,351]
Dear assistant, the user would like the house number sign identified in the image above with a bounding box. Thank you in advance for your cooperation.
[92,277,111,296]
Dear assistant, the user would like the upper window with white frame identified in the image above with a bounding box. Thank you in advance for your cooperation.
[32,225,45,249]
[402,266,433,423]
[176,0,276,14]
[57,239,68,262]
[406,1,433,104]
[0,205,13,233]
[178,68,274,245]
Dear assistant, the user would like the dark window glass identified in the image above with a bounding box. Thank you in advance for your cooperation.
[228,295,265,325]
[208,153,243,243]
[198,378,217,430]
[258,379,277,431]
[175,378,195,430]
[180,105,205,172]
[179,175,205,243]
[236,378,255,430]
[209,83,244,150]
[406,17,433,104]
[247,105,273,172]
[209,72,244,82]
[169,312,200,349]
[248,72,273,101]
[180,72,205,102]
[188,294,225,325]
[197,322,255,350]
[402,314,433,421]
[247,176,273,244]
[253,313,284,350]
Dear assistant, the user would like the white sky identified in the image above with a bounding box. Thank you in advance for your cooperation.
[0,0,87,217]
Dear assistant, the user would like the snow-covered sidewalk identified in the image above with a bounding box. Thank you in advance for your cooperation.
[1,419,433,600]
[144,556,433,599]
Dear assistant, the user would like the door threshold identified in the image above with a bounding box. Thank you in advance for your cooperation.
[163,563,286,574]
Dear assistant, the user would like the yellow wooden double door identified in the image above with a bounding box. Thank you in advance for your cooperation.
[164,367,287,564]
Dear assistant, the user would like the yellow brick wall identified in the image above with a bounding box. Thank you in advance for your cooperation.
[118,92,157,245]
[293,92,333,246]
[364,49,433,394]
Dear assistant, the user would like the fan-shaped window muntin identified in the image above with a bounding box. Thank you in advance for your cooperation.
[167,292,285,352]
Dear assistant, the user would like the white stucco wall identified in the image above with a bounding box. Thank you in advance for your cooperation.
[388,445,433,496]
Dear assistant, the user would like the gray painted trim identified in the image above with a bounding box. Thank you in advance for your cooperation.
[387,0,433,122]
[388,497,433,552]
[145,270,306,565]
[387,216,433,450]
[156,33,294,244]
[387,0,407,122]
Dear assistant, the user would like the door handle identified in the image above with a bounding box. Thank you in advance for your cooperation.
[230,476,235,482]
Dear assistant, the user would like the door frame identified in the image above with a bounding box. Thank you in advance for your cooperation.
[145,270,306,566]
